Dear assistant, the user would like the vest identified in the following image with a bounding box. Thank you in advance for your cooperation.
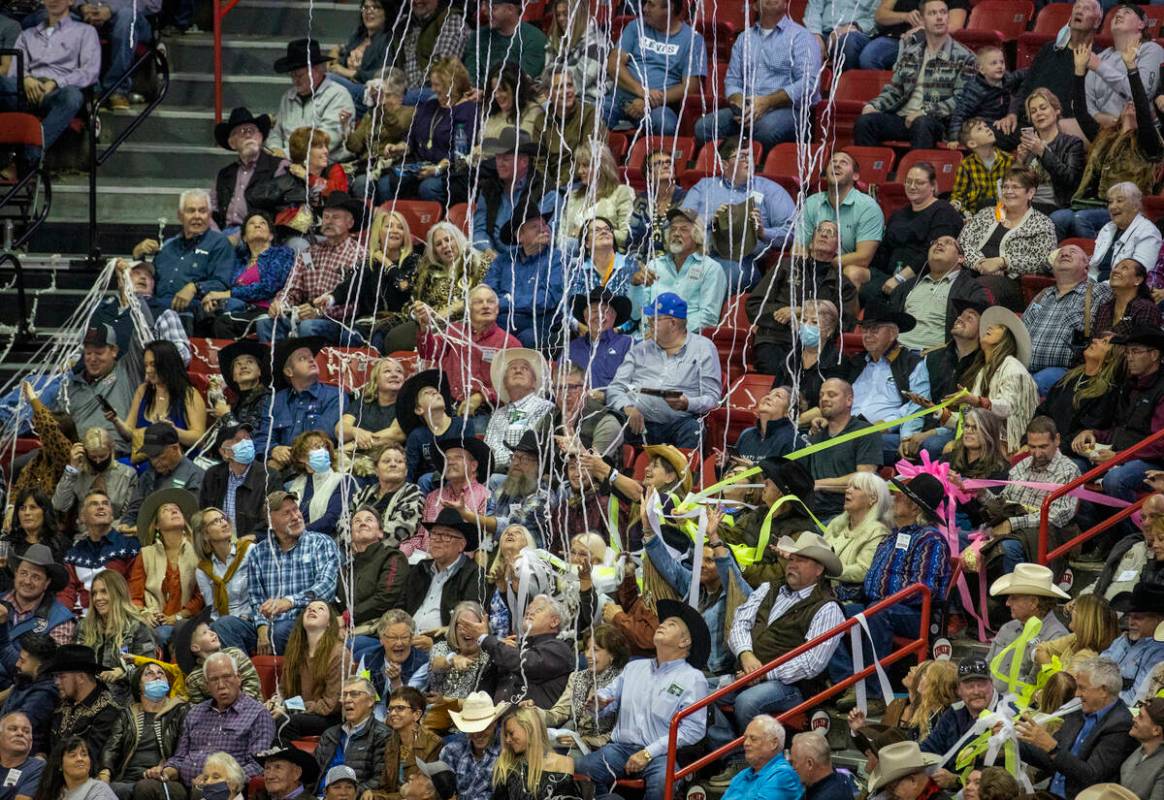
[843,345,923,405]
[1112,368,1164,453]
[748,582,834,694]
[414,4,452,66]
[140,539,201,613]
[1,594,75,669]
[213,151,283,229]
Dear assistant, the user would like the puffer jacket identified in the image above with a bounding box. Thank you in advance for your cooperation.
[101,698,189,780]
[313,716,390,794]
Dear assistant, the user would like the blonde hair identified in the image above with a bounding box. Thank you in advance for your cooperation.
[575,141,623,199]
[191,507,235,559]
[79,570,148,649]
[571,532,606,564]
[1070,594,1119,654]
[429,57,471,103]
[370,209,415,263]
[492,707,551,795]
[914,661,958,738]
[447,601,486,653]
[81,427,112,452]
[546,0,588,53]
[487,525,537,583]
[362,358,404,405]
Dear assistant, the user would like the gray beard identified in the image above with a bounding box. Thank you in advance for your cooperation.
[502,471,537,498]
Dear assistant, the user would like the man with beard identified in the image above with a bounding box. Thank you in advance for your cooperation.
[640,208,727,332]
[797,152,884,290]
[0,635,58,757]
[210,107,286,233]
[452,430,553,548]
[45,645,119,757]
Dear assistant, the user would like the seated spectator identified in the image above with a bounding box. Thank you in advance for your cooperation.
[107,341,206,462]
[638,208,727,331]
[867,163,965,306]
[1017,656,1137,798]
[470,129,540,255]
[99,661,187,798]
[483,349,554,471]
[920,657,997,777]
[76,570,156,699]
[719,718,802,800]
[803,0,881,69]
[854,0,976,149]
[1023,244,1111,394]
[483,204,565,349]
[193,754,247,800]
[34,735,115,800]
[681,139,794,290]
[426,602,491,726]
[1121,697,1164,800]
[351,445,424,549]
[1034,593,1119,672]
[440,692,504,800]
[339,508,409,635]
[210,108,284,233]
[51,426,137,527]
[477,63,545,156]
[891,235,991,353]
[198,423,275,540]
[1090,183,1163,283]
[958,167,1056,311]
[127,489,204,648]
[473,524,539,629]
[254,747,321,800]
[1074,509,1164,602]
[266,38,354,162]
[986,564,1071,695]
[44,645,120,756]
[326,0,392,111]
[0,0,98,171]
[948,46,1023,150]
[557,143,635,255]
[396,0,467,102]
[1097,258,1161,336]
[908,299,985,443]
[1015,89,1086,216]
[1057,42,1164,239]
[420,437,491,552]
[204,213,297,340]
[1086,4,1164,123]
[346,72,415,192]
[858,0,968,70]
[735,386,796,462]
[211,340,274,455]
[790,730,855,800]
[805,378,882,520]
[538,66,605,190]
[61,491,140,609]
[189,510,257,654]
[0,633,57,755]
[271,601,352,742]
[247,490,341,652]
[357,610,429,700]
[398,370,468,483]
[866,741,946,800]
[3,489,68,571]
[823,472,893,601]
[950,118,1013,218]
[266,338,344,470]
[767,301,842,412]
[604,0,705,135]
[465,435,553,544]
[249,127,350,245]
[1072,327,1164,502]
[129,191,235,326]
[867,659,957,741]
[462,0,545,87]
[1104,582,1164,704]
[693,0,819,151]
[286,431,358,539]
[626,150,686,262]
[0,711,43,800]
[605,293,723,449]
[551,458,616,547]
[402,508,487,632]
[566,289,633,392]
[368,687,442,799]
[490,706,581,800]
[574,600,710,800]
[797,152,884,289]
[0,544,72,681]
[543,624,628,752]
[315,677,388,796]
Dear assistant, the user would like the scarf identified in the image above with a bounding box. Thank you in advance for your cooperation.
[198,539,254,615]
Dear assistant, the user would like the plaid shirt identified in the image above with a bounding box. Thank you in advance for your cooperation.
[1022,279,1111,373]
[441,734,500,800]
[401,7,469,89]
[279,236,363,308]
[1,590,76,645]
[483,394,556,469]
[245,531,340,626]
[870,31,977,119]
[166,694,275,783]
[950,150,1013,216]
[1002,450,1080,530]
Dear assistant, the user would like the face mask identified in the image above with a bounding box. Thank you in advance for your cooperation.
[307,448,332,473]
[87,457,112,473]
[231,438,255,465]
[799,323,821,348]
[201,783,231,800]
[143,678,170,701]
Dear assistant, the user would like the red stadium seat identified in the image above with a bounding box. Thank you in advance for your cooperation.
[896,149,962,195]
[817,70,893,148]
[789,0,807,24]
[833,70,894,104]
[842,146,896,186]
[252,655,283,699]
[1144,195,1164,223]
[1021,275,1055,307]
[1060,236,1096,256]
[1031,2,1073,35]
[446,202,472,235]
[841,331,867,355]
[768,173,803,200]
[387,350,419,379]
[952,29,1003,51]
[966,0,1034,41]
[875,181,909,217]
[722,292,751,330]
[692,140,763,173]
[1016,33,1052,68]
[318,346,381,390]
[607,131,629,162]
[706,372,777,448]
[627,136,697,174]
[379,200,442,240]
[761,142,802,180]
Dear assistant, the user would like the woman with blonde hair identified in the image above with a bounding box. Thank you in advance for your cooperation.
[426,600,491,730]
[338,358,407,456]
[272,601,353,743]
[127,489,204,649]
[190,507,256,653]
[351,444,424,548]
[912,660,958,739]
[823,472,893,601]
[1035,593,1119,670]
[77,569,157,699]
[569,531,610,637]
[542,0,611,103]
[557,141,635,252]
[491,706,581,800]
[487,526,545,636]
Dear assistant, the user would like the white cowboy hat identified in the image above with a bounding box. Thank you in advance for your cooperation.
[1155,619,1164,643]
[1076,785,1139,800]
[489,348,548,404]
[775,532,843,579]
[980,305,1033,369]
[448,691,510,733]
[989,563,1069,600]
[866,741,942,794]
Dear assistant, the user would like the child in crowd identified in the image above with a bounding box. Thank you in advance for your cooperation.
[950,117,1014,217]
[949,45,1024,150]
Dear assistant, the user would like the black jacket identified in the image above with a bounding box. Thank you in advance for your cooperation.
[102,699,190,781]
[402,555,487,627]
[213,151,283,229]
[51,683,122,759]
[314,716,390,794]
[0,672,58,755]
[198,461,280,538]
[890,268,993,343]
[746,253,858,348]
[1021,700,1137,800]
[482,632,574,709]
[338,542,410,627]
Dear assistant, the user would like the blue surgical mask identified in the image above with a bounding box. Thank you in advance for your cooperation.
[308,448,332,473]
[231,438,255,465]
[143,678,170,701]
[201,783,231,800]
[799,323,821,348]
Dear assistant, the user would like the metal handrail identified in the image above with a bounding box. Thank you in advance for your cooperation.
[1037,427,1164,563]
[213,0,244,122]
[660,583,933,800]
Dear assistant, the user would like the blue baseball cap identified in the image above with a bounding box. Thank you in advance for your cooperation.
[643,292,688,320]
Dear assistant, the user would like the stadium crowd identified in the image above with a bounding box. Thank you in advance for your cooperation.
[6,0,1164,797]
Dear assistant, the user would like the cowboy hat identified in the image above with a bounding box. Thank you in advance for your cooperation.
[214,107,271,150]
[272,336,326,391]
[172,607,214,676]
[1076,786,1139,800]
[422,507,481,552]
[490,347,548,405]
[44,644,103,675]
[889,474,944,523]
[1110,580,1164,614]
[643,445,693,496]
[989,563,1070,600]
[395,369,453,434]
[431,435,493,484]
[322,191,369,230]
[859,300,916,333]
[137,488,199,538]
[656,598,712,670]
[1113,326,1164,353]
[14,543,69,593]
[758,457,814,501]
[273,38,334,73]
[950,297,991,317]
[852,723,909,756]
[254,746,321,788]
[980,306,1033,368]
[448,690,510,732]
[775,532,843,578]
[866,741,942,794]
[501,196,556,247]
[480,127,540,158]
[415,760,457,800]
[217,339,271,394]
[571,287,632,329]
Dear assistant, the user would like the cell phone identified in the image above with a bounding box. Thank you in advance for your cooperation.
[96,394,115,414]
[638,388,666,397]
[1021,127,1034,137]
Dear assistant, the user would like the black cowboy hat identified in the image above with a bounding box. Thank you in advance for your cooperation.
[172,607,214,676]
[507,428,557,474]
[322,191,369,230]
[273,38,334,73]
[396,369,454,435]
[757,457,815,501]
[272,336,326,391]
[480,127,540,159]
[1111,581,1164,614]
[254,746,322,788]
[430,435,493,484]
[218,339,271,394]
[655,599,711,671]
[44,644,103,675]
[14,543,68,593]
[890,473,944,522]
[950,297,991,317]
[214,107,272,150]
[1113,326,1164,353]
[853,723,910,756]
[860,300,917,333]
[136,488,199,537]
[571,287,632,329]
[422,507,481,553]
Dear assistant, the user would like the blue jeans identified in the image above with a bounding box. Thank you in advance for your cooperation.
[212,615,258,653]
[328,73,368,118]
[997,538,1026,576]
[576,742,672,800]
[881,432,901,467]
[1052,208,1111,240]
[922,426,957,460]
[828,28,873,70]
[693,107,798,149]
[1033,367,1068,396]
[712,254,759,294]
[1102,457,1153,501]
[154,623,175,650]
[498,310,556,349]
[297,316,367,347]
[708,680,803,755]
[605,88,679,135]
[268,618,296,652]
[858,36,900,69]
[643,415,702,449]
[0,77,85,155]
[828,601,922,698]
[102,9,152,93]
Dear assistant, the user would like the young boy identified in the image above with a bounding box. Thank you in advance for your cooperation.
[948,45,1024,149]
[950,117,1013,217]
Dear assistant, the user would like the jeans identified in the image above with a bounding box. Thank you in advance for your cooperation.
[1051,207,1111,240]
[297,316,368,347]
[498,310,557,350]
[997,538,1025,576]
[881,432,901,467]
[693,106,798,149]
[154,623,175,650]
[269,618,296,651]
[857,36,900,69]
[827,601,923,698]
[211,614,258,653]
[1033,367,1068,396]
[328,73,368,118]
[922,426,957,459]
[605,88,679,135]
[643,415,702,449]
[708,679,803,756]
[0,78,85,156]
[854,111,945,148]
[1102,457,1153,501]
[577,742,673,800]
[102,10,153,93]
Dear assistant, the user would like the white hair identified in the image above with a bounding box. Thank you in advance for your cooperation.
[203,651,239,676]
[847,471,894,529]
[792,732,832,766]
[747,716,786,750]
[203,752,246,792]
[531,593,566,626]
[178,188,212,210]
[470,284,498,301]
[1076,657,1123,696]
[1109,181,1143,207]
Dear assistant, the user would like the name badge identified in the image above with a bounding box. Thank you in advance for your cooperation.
[666,683,684,697]
[895,533,911,550]
[1117,569,1139,583]
[3,770,21,788]
[481,348,498,363]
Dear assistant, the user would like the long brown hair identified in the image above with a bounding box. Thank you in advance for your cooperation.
[961,326,1018,394]
[1057,336,1125,408]
[282,602,343,696]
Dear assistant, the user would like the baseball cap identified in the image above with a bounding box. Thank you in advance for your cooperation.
[82,324,117,348]
[213,423,253,455]
[324,766,358,788]
[416,760,457,800]
[1143,697,1164,728]
[643,292,688,321]
[141,422,180,457]
[958,656,990,682]
[266,490,300,512]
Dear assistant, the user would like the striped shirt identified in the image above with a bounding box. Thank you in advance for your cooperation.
[727,583,844,683]
[863,524,951,605]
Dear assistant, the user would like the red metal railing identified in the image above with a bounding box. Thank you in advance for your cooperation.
[1037,427,1164,564]
[659,584,933,800]
[212,0,243,122]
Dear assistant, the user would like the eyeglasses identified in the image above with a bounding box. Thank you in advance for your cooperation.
[381,634,411,642]
[341,690,372,699]
[387,704,416,714]
[429,532,465,543]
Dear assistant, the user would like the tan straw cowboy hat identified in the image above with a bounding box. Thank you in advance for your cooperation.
[775,532,843,579]
[989,563,1069,600]
[867,741,943,794]
[448,691,510,733]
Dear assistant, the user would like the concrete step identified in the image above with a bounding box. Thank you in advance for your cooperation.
[165,34,343,77]
[101,142,235,180]
[102,107,218,148]
[167,71,290,110]
[218,0,361,40]
[50,177,204,226]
